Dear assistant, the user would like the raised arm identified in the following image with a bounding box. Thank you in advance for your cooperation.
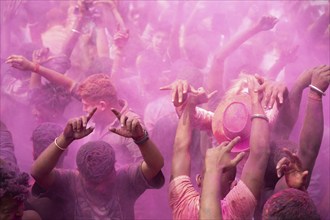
[109,109,164,181]
[200,137,245,220]
[240,76,270,199]
[6,55,75,92]
[297,65,329,187]
[31,108,97,189]
[61,1,90,57]
[273,65,328,139]
[274,65,329,192]
[207,15,278,93]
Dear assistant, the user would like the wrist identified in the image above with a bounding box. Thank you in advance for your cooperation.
[309,84,325,96]
[133,130,149,145]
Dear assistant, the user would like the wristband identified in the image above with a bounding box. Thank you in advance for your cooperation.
[309,84,325,96]
[251,114,269,122]
[33,62,40,73]
[134,130,149,145]
[54,137,66,151]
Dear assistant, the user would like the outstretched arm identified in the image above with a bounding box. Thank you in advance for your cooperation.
[207,15,278,93]
[240,77,270,199]
[6,55,76,92]
[273,65,328,139]
[275,65,329,191]
[298,66,329,187]
[31,108,97,189]
[109,109,164,181]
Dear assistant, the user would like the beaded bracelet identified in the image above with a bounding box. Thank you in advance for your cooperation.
[54,137,66,151]
[134,130,149,145]
[251,114,269,122]
[309,84,325,96]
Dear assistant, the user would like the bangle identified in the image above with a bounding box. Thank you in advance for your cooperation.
[133,130,149,145]
[251,114,269,122]
[309,84,325,96]
[33,62,40,73]
[71,28,81,34]
[54,137,66,151]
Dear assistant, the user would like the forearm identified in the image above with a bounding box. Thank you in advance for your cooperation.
[251,100,270,152]
[31,134,73,187]
[171,103,195,179]
[207,60,224,94]
[95,27,109,58]
[214,25,259,62]
[200,170,223,220]
[36,65,75,91]
[242,99,270,198]
[298,90,323,186]
[29,72,42,89]
[273,72,310,139]
[174,104,194,152]
[139,138,164,177]
[110,48,123,80]
[62,16,84,57]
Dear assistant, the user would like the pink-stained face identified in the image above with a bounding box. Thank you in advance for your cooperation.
[152,31,169,54]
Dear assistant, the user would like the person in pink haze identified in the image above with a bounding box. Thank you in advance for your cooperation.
[30,108,164,219]
[167,75,270,219]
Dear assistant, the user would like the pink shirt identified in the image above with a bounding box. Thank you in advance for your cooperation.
[169,175,257,219]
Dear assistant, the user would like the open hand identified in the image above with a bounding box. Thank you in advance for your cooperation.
[276,148,308,190]
[109,108,144,140]
[256,16,278,31]
[6,55,34,71]
[63,107,97,141]
[255,74,288,109]
[205,137,245,173]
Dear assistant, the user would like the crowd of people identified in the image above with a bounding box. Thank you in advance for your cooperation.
[0,0,329,219]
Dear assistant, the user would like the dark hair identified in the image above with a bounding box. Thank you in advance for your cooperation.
[31,122,63,159]
[0,160,30,203]
[29,84,71,115]
[262,188,320,220]
[76,141,116,183]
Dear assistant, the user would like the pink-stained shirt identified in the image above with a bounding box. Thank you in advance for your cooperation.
[169,175,257,220]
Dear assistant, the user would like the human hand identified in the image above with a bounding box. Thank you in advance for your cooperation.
[32,48,50,64]
[160,79,200,106]
[63,107,97,141]
[204,137,245,173]
[6,55,34,71]
[255,15,278,32]
[113,30,129,49]
[187,87,217,106]
[109,108,144,140]
[255,74,288,109]
[310,65,330,93]
[276,148,308,190]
